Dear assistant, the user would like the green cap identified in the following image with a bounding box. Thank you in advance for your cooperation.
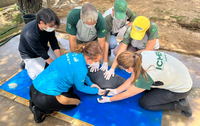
[114,0,127,19]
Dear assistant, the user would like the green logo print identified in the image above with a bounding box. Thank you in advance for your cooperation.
[90,31,95,35]
[102,29,106,33]
[155,51,164,70]
[68,23,71,29]
[152,27,157,32]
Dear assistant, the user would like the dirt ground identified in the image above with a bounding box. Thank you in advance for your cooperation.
[52,0,200,57]
[0,0,200,57]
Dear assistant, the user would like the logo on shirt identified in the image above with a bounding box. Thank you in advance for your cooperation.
[155,51,168,70]
[120,7,123,10]
[124,33,128,38]
[68,23,71,29]
[135,25,143,31]
[73,57,79,62]
[90,31,95,35]
[102,29,106,33]
[133,13,136,17]
[152,27,157,32]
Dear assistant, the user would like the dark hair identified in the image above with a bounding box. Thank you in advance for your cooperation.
[72,41,104,60]
[36,8,60,27]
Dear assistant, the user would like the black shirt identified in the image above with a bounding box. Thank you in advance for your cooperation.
[18,20,60,60]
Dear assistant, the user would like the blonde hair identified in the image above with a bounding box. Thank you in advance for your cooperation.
[72,41,103,60]
[117,51,148,84]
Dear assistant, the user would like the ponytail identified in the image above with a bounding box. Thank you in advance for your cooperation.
[72,41,104,60]
[117,51,148,84]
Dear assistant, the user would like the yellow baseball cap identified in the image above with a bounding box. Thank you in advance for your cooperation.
[131,16,150,40]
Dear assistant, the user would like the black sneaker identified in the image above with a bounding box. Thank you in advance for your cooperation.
[29,100,34,113]
[20,60,25,69]
[32,106,46,123]
[179,98,192,117]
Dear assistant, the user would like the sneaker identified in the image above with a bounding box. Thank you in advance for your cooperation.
[32,106,46,123]
[179,98,192,117]
[20,60,25,69]
[29,100,34,113]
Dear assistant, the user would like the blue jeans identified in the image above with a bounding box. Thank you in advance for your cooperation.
[109,35,117,49]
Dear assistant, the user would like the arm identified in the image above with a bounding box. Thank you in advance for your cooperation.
[45,57,54,64]
[68,34,77,51]
[74,72,99,94]
[116,72,135,94]
[49,31,61,57]
[54,49,61,58]
[85,75,93,86]
[110,84,145,102]
[136,38,157,53]
[98,37,107,62]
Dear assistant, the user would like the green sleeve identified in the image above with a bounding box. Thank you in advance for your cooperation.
[122,26,132,45]
[134,73,154,90]
[96,12,107,38]
[66,9,81,35]
[147,22,159,41]
[104,14,113,43]
[126,8,137,22]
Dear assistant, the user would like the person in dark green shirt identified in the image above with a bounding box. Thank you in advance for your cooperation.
[66,3,107,73]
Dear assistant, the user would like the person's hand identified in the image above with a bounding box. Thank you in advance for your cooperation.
[100,62,108,71]
[91,84,101,90]
[106,89,118,96]
[88,62,100,72]
[103,68,115,80]
[117,26,127,39]
[97,96,110,103]
[98,89,105,95]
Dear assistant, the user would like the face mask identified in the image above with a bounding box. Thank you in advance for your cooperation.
[85,23,96,29]
[125,69,132,74]
[43,25,55,32]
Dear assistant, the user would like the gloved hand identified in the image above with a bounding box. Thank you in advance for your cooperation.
[103,68,115,80]
[106,89,118,96]
[117,26,127,39]
[98,89,105,95]
[97,96,110,103]
[91,84,101,90]
[100,62,108,71]
[88,62,100,72]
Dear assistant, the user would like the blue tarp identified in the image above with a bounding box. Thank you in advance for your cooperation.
[0,68,162,126]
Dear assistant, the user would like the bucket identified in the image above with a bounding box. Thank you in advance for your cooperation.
[22,14,36,24]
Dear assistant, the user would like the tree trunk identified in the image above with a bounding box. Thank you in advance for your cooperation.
[17,0,43,15]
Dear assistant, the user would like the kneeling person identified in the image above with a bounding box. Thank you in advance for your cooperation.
[18,8,61,80]
[29,42,105,123]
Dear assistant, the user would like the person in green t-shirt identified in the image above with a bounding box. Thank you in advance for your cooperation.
[66,3,107,73]
[101,0,136,71]
[98,51,193,117]
[104,16,159,80]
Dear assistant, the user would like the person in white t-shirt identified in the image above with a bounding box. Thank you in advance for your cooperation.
[98,51,193,117]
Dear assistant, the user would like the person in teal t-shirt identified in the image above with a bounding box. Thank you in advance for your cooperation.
[29,42,105,123]
[98,51,192,118]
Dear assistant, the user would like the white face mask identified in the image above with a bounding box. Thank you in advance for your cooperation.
[125,69,132,74]
[43,25,55,32]
[85,23,96,29]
